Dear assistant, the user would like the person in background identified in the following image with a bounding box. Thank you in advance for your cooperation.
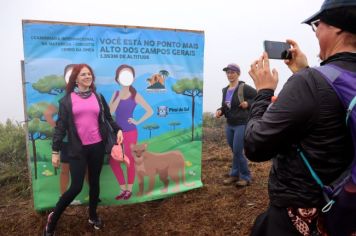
[109,64,153,199]
[43,64,123,236]
[245,0,356,235]
[215,63,257,187]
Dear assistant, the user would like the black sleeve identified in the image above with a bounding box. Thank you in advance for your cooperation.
[52,99,68,152]
[100,94,122,134]
[244,73,317,162]
[244,84,257,108]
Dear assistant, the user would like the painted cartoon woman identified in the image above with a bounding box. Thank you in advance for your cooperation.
[109,64,153,200]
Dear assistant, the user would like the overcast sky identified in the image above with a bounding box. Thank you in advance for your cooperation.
[0,0,324,123]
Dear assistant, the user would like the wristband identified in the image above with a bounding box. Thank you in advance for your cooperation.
[52,151,59,154]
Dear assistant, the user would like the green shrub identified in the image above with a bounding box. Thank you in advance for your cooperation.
[0,119,27,165]
[0,119,29,197]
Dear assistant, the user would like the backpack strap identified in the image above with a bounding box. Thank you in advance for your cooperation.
[314,65,356,125]
[347,96,356,125]
[96,93,105,123]
[297,148,324,189]
[314,65,342,83]
[297,147,335,212]
[237,82,245,103]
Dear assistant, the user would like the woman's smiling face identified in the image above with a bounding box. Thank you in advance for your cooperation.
[76,66,93,91]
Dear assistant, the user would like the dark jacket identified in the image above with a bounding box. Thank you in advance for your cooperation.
[52,92,121,158]
[244,52,355,208]
[218,81,257,126]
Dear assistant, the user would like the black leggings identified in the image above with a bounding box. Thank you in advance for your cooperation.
[48,141,105,231]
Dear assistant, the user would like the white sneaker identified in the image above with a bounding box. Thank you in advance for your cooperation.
[70,200,82,205]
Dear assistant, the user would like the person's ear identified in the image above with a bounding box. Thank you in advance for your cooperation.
[331,25,343,35]
[336,29,343,35]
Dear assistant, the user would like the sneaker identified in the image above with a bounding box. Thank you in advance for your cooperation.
[115,190,127,200]
[223,176,239,185]
[43,211,55,236]
[123,190,132,200]
[70,200,82,205]
[235,179,251,187]
[88,217,103,230]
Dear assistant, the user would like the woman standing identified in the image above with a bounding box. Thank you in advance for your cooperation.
[43,64,123,235]
[109,64,153,199]
[215,63,257,187]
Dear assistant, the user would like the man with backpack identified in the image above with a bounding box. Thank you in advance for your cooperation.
[215,63,256,187]
[245,0,356,235]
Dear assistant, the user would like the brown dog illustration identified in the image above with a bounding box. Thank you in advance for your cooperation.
[131,143,195,196]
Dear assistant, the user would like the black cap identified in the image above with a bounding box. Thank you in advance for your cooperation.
[302,0,356,34]
[302,0,356,24]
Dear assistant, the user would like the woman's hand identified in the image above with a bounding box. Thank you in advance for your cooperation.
[52,153,60,168]
[128,118,138,125]
[239,101,249,109]
[215,109,222,118]
[117,130,124,143]
[249,52,279,92]
[284,39,309,74]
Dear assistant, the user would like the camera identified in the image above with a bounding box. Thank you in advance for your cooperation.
[263,40,292,60]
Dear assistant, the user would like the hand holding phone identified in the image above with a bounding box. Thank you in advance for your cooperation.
[263,40,292,60]
[284,39,309,74]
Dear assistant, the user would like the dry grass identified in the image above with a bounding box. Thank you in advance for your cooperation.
[0,127,271,236]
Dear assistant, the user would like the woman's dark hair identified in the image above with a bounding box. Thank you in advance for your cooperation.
[115,64,137,98]
[66,64,96,94]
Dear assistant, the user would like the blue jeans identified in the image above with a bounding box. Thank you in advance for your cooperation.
[225,124,251,181]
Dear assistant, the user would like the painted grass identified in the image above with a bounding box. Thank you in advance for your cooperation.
[28,128,203,211]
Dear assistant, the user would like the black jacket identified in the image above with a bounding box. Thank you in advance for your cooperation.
[244,52,355,208]
[52,92,121,158]
[218,81,257,126]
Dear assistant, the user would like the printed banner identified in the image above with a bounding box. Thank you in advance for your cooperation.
[22,20,204,211]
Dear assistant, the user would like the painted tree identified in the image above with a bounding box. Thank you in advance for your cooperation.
[30,74,66,178]
[142,123,159,139]
[159,70,169,80]
[172,78,203,141]
[32,74,66,95]
[168,121,181,131]
[27,102,54,179]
